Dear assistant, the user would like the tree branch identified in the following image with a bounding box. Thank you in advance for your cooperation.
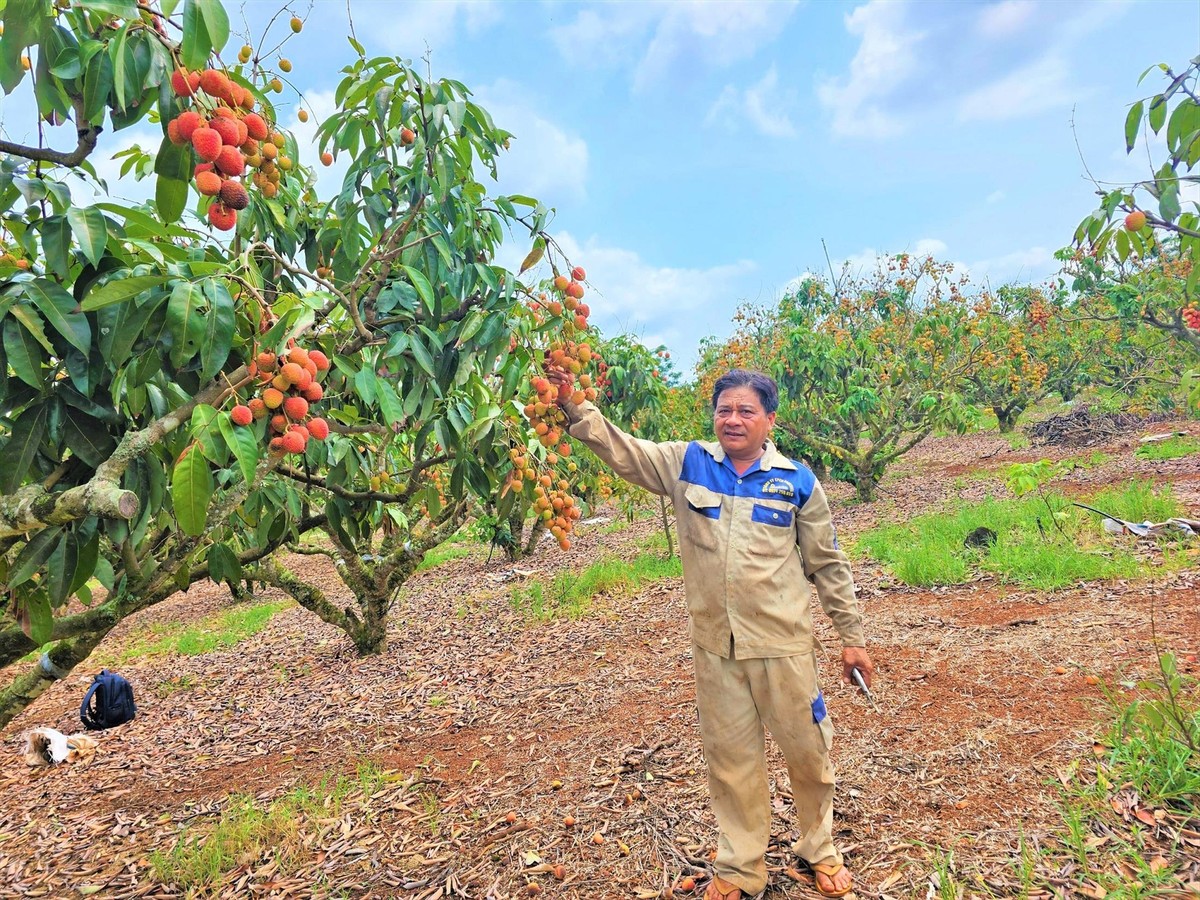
[0,96,101,167]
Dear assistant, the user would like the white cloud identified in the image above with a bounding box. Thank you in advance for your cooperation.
[550,1,799,92]
[818,0,1128,138]
[474,80,588,202]
[816,0,925,138]
[958,55,1073,122]
[498,230,756,366]
[964,246,1056,284]
[987,189,1006,204]
[976,0,1036,38]
[372,0,502,53]
[707,66,797,138]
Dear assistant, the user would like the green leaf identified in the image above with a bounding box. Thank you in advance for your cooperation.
[9,527,62,588]
[199,279,235,379]
[25,593,54,646]
[0,0,44,95]
[207,542,241,585]
[0,403,49,494]
[80,0,140,16]
[166,281,205,368]
[63,411,116,468]
[81,274,171,311]
[1160,183,1182,223]
[218,412,259,486]
[8,302,55,355]
[409,333,437,378]
[171,443,214,536]
[375,376,405,424]
[25,278,92,354]
[190,404,225,463]
[1148,94,1167,135]
[40,215,72,279]
[67,206,109,267]
[3,315,44,388]
[82,48,114,125]
[156,176,189,224]
[46,532,79,608]
[180,0,213,72]
[1124,100,1144,153]
[1115,228,1130,263]
[71,531,100,596]
[196,0,230,54]
[400,265,436,315]
[110,23,130,111]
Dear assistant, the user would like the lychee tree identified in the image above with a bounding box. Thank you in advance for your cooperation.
[220,54,603,652]
[1069,57,1200,356]
[0,0,332,725]
[0,0,589,722]
[737,255,976,501]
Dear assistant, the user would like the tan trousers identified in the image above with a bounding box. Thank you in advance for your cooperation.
[693,643,842,896]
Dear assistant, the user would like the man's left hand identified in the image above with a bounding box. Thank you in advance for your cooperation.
[842,646,874,689]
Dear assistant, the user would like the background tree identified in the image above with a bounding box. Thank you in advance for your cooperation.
[706,256,976,501]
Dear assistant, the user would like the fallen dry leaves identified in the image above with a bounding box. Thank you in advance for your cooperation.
[0,419,1197,898]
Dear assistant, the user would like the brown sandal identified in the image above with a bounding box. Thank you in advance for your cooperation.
[704,875,744,900]
[810,861,854,898]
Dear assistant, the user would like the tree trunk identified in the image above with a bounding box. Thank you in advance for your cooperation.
[994,405,1023,433]
[253,557,389,655]
[658,494,675,559]
[353,586,389,655]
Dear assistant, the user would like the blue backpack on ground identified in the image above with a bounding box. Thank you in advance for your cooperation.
[80,669,137,730]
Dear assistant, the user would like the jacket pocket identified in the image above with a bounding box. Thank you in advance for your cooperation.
[751,503,793,527]
[682,483,722,550]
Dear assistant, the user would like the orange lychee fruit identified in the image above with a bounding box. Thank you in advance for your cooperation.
[191,127,223,162]
[1124,210,1147,232]
[230,405,253,426]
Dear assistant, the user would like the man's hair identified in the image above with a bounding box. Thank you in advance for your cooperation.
[711,369,779,415]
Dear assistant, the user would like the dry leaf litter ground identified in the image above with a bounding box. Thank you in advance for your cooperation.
[0,421,1197,899]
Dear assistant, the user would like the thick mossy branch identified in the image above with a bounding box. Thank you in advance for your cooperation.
[0,480,138,539]
[0,630,112,729]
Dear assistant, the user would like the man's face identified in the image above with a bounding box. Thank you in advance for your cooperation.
[713,386,775,460]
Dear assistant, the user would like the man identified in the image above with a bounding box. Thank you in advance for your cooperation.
[550,368,873,900]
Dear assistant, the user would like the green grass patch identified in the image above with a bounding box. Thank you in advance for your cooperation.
[1044,658,1198,897]
[1134,435,1200,461]
[150,762,396,892]
[110,599,292,663]
[416,542,474,572]
[855,480,1182,590]
[510,550,682,620]
[1061,450,1113,469]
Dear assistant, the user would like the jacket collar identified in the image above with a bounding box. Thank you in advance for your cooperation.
[699,440,797,472]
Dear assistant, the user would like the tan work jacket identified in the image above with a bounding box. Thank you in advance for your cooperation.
[566,402,864,659]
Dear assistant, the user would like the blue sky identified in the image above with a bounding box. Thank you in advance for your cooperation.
[3,0,1199,372]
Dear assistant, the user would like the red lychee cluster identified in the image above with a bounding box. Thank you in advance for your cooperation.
[1184,303,1200,331]
[228,343,332,456]
[166,67,293,231]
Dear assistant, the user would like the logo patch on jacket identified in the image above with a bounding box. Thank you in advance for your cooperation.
[761,477,795,499]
